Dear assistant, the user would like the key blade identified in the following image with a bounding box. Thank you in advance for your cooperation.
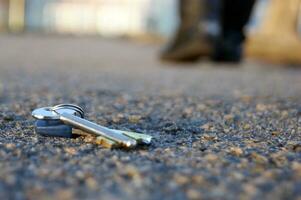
[95,136,120,149]
[59,113,137,147]
[113,130,152,145]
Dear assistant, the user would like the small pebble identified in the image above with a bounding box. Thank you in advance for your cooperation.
[64,147,77,155]
[128,115,142,123]
[186,189,201,200]
[229,147,243,157]
[250,152,268,164]
[173,174,189,185]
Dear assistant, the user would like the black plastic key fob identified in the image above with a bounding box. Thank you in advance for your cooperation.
[34,119,73,138]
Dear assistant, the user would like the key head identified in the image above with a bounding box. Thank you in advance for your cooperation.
[32,106,83,120]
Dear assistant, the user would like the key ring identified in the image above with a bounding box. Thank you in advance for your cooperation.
[32,104,137,147]
[52,104,84,117]
[32,104,84,120]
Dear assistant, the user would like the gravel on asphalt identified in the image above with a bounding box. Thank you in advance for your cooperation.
[0,34,300,200]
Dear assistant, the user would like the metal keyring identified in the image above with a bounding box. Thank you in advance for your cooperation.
[32,105,84,120]
[52,104,84,115]
[52,104,84,118]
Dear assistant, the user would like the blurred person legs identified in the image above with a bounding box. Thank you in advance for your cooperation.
[213,0,256,62]
[160,0,213,62]
[246,0,301,64]
[160,0,256,63]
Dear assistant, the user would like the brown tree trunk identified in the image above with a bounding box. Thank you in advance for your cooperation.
[246,0,301,64]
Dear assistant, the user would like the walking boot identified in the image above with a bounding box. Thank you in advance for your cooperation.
[160,0,213,62]
[212,30,244,63]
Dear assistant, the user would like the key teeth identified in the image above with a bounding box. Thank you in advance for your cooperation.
[124,140,137,148]
[96,136,137,149]
[95,136,120,149]
[141,138,152,145]
[118,130,152,145]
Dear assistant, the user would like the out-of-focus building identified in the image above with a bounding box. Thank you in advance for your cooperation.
[44,0,151,36]
[0,0,178,37]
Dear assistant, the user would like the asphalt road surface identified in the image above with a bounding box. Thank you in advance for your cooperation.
[0,34,300,200]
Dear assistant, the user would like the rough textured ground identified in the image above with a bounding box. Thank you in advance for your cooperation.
[0,34,300,200]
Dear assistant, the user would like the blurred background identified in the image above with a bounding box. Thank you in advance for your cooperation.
[0,0,300,63]
[0,0,277,36]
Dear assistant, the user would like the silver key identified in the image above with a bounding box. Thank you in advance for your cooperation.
[32,105,137,147]
[59,112,137,147]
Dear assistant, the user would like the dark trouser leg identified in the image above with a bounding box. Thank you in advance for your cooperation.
[222,0,256,34]
[213,0,256,62]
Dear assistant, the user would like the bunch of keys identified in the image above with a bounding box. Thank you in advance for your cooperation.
[31,104,152,149]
